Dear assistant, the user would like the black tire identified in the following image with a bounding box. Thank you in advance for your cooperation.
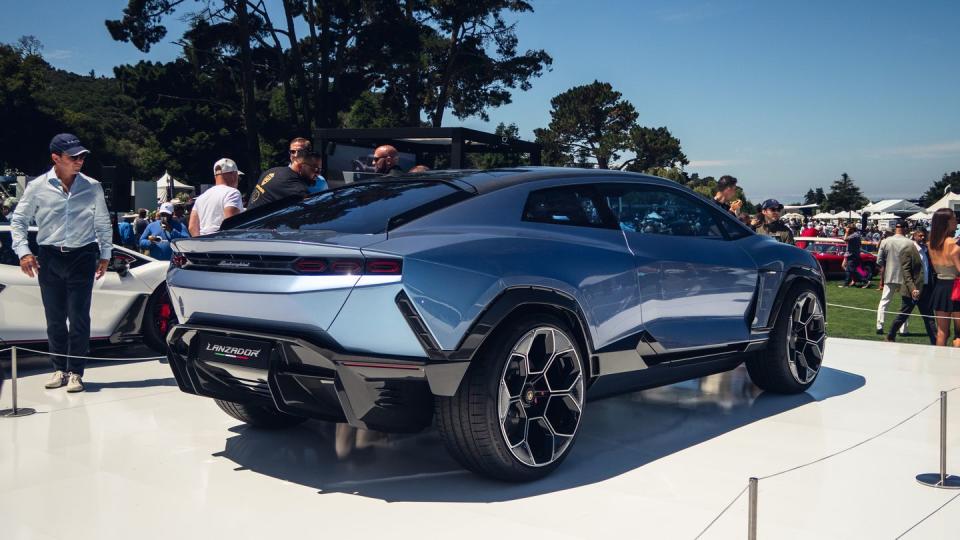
[143,287,175,353]
[214,399,307,429]
[435,313,586,482]
[746,282,826,394]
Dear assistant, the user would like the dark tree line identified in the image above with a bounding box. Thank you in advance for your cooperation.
[104,0,553,182]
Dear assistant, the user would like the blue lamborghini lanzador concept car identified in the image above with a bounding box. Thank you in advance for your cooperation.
[165,168,826,481]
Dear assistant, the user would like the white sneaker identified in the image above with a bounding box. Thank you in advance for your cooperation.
[45,370,67,389]
[65,373,84,393]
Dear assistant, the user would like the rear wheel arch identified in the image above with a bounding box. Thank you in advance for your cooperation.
[460,288,595,379]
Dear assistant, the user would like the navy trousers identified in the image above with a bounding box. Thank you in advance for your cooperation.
[37,244,99,376]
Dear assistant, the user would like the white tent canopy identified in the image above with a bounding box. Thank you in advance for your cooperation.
[861,199,924,214]
[810,210,861,221]
[906,211,931,221]
[782,212,804,220]
[868,212,898,221]
[927,192,960,212]
[155,171,194,203]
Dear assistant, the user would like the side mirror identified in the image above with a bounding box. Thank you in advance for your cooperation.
[110,255,130,277]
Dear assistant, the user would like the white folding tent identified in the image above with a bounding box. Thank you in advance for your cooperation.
[906,211,930,221]
[155,171,195,203]
[927,192,960,212]
[861,199,925,214]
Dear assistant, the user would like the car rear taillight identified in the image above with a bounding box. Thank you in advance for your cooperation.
[293,258,328,274]
[331,260,363,274]
[366,259,402,275]
[171,254,188,268]
[290,257,400,276]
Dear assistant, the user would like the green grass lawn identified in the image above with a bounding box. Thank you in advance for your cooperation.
[825,277,933,344]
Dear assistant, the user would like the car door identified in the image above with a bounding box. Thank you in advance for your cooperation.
[0,230,48,342]
[89,250,150,338]
[0,230,147,343]
[598,183,759,352]
[518,183,644,351]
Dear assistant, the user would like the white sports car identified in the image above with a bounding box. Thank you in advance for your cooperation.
[0,225,174,353]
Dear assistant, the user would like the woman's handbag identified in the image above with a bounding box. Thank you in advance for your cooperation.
[951,278,960,302]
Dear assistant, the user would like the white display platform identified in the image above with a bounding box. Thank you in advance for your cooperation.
[2,338,959,539]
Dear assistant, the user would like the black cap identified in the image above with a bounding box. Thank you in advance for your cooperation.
[761,199,784,210]
[49,133,89,156]
[895,220,906,228]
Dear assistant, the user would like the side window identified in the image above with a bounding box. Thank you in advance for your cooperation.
[715,212,753,240]
[522,185,611,228]
[598,184,724,238]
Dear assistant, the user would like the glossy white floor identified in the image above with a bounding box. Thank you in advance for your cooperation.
[1,337,959,539]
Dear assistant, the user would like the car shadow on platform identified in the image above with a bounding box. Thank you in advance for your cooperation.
[213,365,865,502]
[82,377,177,392]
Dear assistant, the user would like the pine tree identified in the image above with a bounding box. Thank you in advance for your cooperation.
[825,173,868,211]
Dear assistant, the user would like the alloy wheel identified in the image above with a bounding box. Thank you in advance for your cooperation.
[497,326,584,468]
[786,291,826,384]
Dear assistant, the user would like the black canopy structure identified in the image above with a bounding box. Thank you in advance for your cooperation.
[313,127,541,178]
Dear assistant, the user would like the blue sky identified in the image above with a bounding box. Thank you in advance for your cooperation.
[3,0,959,202]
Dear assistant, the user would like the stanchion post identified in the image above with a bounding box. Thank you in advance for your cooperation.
[748,477,758,540]
[917,391,960,489]
[1,347,37,418]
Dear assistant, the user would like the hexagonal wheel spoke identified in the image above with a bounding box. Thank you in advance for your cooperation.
[527,418,556,465]
[503,354,528,397]
[499,326,585,468]
[526,330,554,373]
[546,350,582,393]
[502,402,527,447]
[545,395,581,437]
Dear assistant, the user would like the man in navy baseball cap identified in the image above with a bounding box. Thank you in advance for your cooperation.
[756,198,794,244]
[49,133,89,156]
[9,132,111,392]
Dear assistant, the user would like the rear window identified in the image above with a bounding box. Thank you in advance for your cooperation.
[238,181,469,234]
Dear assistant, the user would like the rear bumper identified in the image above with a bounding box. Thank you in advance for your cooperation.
[166,323,468,432]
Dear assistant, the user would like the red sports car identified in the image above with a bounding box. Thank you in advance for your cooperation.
[803,237,877,279]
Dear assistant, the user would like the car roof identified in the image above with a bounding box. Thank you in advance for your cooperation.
[378,166,676,195]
